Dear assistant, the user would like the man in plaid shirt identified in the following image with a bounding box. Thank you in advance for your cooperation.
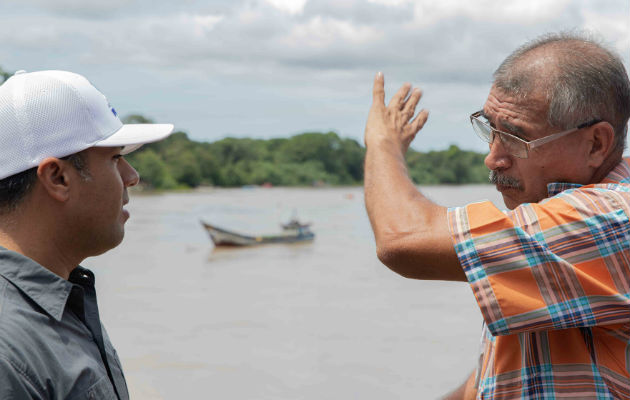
[363,32,630,399]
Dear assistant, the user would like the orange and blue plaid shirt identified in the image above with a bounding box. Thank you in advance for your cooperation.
[448,158,630,399]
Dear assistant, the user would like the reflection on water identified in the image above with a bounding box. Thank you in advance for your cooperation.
[90,185,504,399]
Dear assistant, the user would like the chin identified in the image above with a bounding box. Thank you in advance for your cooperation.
[501,194,519,210]
[92,229,125,256]
[111,229,125,249]
[504,201,518,210]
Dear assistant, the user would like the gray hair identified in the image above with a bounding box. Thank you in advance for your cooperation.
[493,31,630,153]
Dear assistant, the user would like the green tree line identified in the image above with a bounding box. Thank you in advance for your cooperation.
[0,68,489,189]
[122,115,489,189]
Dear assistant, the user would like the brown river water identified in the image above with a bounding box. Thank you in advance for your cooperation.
[89,185,505,399]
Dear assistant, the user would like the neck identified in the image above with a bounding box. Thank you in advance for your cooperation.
[0,204,81,280]
[590,151,623,184]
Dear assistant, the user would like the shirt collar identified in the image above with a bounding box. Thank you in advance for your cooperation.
[547,157,630,197]
[0,248,90,322]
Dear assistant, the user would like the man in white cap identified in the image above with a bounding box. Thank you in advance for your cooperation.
[0,70,173,399]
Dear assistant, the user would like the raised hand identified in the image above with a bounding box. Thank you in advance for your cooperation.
[364,72,429,154]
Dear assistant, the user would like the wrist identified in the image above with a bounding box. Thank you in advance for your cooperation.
[365,133,401,151]
[366,137,408,161]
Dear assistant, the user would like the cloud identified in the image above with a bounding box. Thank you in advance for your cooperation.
[1,0,626,84]
[3,0,136,18]
[580,7,630,56]
[410,0,572,26]
[282,16,380,48]
[264,0,309,15]
[0,0,627,146]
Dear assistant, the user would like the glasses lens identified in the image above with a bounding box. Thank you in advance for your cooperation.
[471,115,529,158]
[471,117,493,143]
[496,132,528,158]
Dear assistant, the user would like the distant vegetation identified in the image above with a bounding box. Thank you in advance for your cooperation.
[0,67,489,189]
[406,144,490,185]
[0,67,11,84]
[123,115,490,190]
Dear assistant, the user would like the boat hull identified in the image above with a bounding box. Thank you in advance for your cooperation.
[201,221,315,246]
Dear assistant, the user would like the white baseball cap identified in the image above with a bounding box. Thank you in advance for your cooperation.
[0,70,174,180]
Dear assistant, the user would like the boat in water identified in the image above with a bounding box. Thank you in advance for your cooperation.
[201,219,315,247]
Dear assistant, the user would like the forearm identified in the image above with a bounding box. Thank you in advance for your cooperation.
[364,140,464,281]
[364,139,442,251]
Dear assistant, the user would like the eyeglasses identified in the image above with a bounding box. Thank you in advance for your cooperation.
[470,110,601,159]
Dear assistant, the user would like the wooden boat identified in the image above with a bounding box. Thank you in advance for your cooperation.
[201,219,315,246]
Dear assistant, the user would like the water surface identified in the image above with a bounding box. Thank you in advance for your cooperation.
[91,185,505,399]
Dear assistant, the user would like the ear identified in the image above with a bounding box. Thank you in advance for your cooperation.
[36,157,75,202]
[586,121,616,169]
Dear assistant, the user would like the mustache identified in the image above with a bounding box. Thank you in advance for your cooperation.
[489,170,523,190]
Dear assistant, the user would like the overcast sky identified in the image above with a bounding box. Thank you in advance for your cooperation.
[1,0,628,152]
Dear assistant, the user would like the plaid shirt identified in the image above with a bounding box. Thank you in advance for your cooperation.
[448,158,630,399]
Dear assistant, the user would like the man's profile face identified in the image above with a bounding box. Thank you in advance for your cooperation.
[482,86,592,209]
[68,147,139,256]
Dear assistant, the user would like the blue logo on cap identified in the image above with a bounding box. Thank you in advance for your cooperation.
[107,101,118,117]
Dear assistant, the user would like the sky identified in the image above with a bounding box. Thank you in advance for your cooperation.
[0,0,628,152]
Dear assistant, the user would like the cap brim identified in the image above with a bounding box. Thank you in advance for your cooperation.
[94,123,174,155]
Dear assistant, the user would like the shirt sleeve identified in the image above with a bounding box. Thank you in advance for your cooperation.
[0,355,44,399]
[448,187,630,336]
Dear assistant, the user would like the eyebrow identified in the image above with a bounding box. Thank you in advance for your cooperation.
[480,110,526,136]
[499,119,525,135]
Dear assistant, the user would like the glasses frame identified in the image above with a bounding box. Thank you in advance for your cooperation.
[470,110,601,159]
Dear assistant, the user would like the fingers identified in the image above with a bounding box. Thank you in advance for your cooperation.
[372,72,385,105]
[401,88,422,119]
[390,82,411,110]
[409,109,429,133]
[368,72,428,143]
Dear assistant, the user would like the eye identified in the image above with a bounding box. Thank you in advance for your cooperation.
[113,154,123,161]
[502,132,522,143]
[509,132,527,141]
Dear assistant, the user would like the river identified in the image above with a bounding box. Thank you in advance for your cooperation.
[90,185,505,399]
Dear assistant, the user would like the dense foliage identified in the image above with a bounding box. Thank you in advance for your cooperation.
[123,115,490,189]
[406,145,489,185]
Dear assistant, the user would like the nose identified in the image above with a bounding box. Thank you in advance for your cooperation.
[484,135,512,171]
[119,158,140,187]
